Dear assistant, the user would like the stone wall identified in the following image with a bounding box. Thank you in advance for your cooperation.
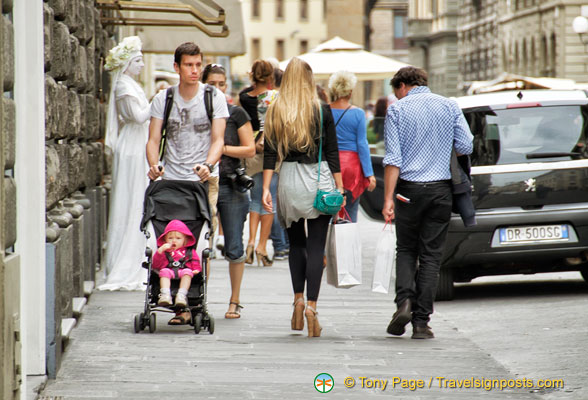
[43,0,113,378]
[1,0,21,396]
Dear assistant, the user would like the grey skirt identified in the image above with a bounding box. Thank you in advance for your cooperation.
[277,161,337,229]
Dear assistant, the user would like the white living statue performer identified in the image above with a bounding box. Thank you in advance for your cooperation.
[99,36,150,290]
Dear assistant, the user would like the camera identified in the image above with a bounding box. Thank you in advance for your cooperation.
[227,167,254,193]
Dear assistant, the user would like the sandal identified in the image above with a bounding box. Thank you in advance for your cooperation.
[225,301,243,319]
[305,306,322,337]
[168,311,191,325]
[256,251,273,267]
[245,244,254,264]
[291,298,305,331]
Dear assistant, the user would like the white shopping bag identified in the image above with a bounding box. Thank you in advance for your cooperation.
[371,223,396,294]
[326,220,362,288]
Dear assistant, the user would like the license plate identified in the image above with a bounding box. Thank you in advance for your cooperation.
[499,225,569,244]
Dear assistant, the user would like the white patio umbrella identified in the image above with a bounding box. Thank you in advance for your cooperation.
[279,36,409,81]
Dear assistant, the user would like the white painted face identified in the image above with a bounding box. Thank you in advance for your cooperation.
[125,56,144,77]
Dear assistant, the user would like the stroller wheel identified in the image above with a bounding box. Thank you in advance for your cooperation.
[208,315,215,335]
[148,313,156,333]
[194,313,202,334]
[134,314,142,333]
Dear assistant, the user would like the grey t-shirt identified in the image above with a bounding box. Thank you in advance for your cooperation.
[151,84,229,181]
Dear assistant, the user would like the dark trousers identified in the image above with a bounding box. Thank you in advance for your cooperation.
[394,180,452,325]
[286,214,331,301]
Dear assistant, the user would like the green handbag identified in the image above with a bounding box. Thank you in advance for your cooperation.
[313,106,344,215]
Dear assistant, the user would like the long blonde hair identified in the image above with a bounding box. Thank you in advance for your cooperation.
[265,58,321,162]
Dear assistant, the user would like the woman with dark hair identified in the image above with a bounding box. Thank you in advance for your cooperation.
[316,84,329,104]
[262,58,345,337]
[239,60,278,267]
[373,96,388,142]
[202,64,256,319]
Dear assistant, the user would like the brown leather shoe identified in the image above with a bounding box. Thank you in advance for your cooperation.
[386,299,412,336]
[411,324,434,339]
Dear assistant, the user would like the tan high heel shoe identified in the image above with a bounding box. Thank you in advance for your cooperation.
[305,306,322,337]
[245,244,254,264]
[256,251,273,267]
[291,298,305,331]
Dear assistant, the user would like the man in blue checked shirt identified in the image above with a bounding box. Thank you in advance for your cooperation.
[382,67,473,340]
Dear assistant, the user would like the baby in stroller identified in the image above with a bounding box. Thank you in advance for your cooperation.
[135,179,214,334]
[153,219,201,308]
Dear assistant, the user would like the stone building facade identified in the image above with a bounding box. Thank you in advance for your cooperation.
[368,0,409,99]
[326,0,364,45]
[407,0,460,97]
[457,0,499,88]
[1,0,20,398]
[1,0,114,396]
[458,1,588,92]
[369,0,409,63]
[230,0,328,80]
[43,0,113,383]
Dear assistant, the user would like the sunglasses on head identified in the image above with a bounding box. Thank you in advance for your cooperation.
[205,63,225,71]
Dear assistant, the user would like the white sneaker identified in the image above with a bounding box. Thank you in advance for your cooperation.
[157,293,172,307]
[216,235,225,252]
[175,293,188,307]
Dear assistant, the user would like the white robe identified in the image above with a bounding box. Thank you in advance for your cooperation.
[99,74,150,291]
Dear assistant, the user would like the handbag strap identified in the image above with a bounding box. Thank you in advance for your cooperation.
[317,105,324,183]
[334,105,352,128]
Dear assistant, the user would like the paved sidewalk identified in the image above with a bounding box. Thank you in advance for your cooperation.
[40,214,540,399]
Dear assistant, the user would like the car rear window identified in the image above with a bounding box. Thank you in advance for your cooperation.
[463,105,588,166]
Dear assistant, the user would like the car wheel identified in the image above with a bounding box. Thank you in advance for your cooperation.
[436,267,455,301]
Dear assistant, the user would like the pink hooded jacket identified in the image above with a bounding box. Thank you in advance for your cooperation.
[152,220,201,273]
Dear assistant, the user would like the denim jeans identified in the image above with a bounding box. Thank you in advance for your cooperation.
[249,172,277,215]
[343,191,360,223]
[394,180,452,325]
[217,182,250,263]
[270,211,289,252]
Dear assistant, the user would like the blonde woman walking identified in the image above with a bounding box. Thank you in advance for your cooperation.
[262,58,345,337]
[329,70,376,222]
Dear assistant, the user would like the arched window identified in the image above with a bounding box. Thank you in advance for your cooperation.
[530,37,536,76]
[521,39,527,76]
[514,41,519,74]
[550,33,557,77]
[541,35,548,75]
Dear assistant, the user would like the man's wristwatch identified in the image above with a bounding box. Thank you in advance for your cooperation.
[203,162,214,173]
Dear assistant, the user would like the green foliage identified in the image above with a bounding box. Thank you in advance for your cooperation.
[366,124,378,144]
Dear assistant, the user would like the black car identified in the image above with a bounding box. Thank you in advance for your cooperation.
[361,90,588,300]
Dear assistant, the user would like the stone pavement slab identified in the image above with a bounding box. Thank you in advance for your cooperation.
[40,215,541,399]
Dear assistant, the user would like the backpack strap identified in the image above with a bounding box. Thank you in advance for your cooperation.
[204,84,214,123]
[159,87,175,161]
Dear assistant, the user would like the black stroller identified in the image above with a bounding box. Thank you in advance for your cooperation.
[133,179,214,334]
